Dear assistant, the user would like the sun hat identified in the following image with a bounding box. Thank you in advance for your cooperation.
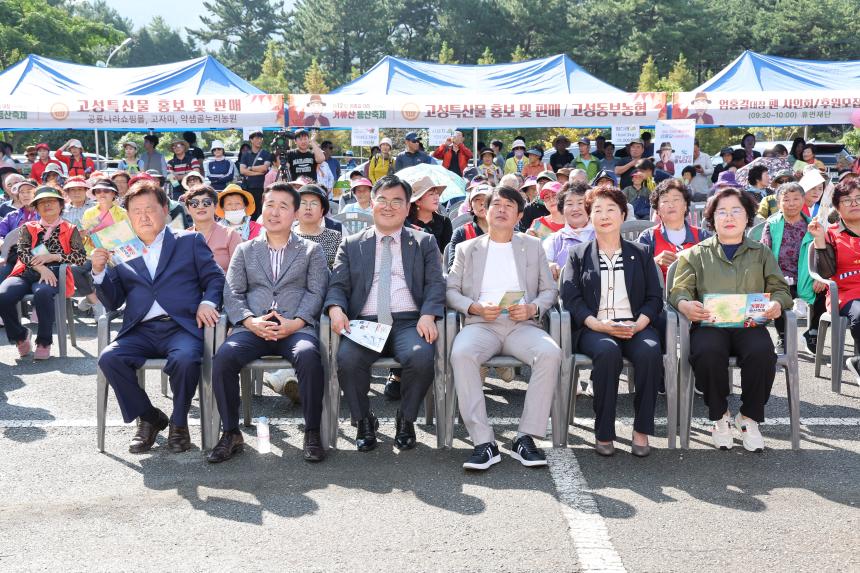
[31,185,66,208]
[216,184,255,218]
[409,176,446,203]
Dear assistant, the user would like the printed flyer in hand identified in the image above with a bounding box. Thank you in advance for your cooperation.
[341,320,392,353]
[91,219,145,265]
[702,293,770,328]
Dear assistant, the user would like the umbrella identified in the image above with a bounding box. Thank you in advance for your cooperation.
[396,163,467,204]
[734,157,792,188]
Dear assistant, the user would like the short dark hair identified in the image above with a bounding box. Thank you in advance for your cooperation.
[556,181,588,212]
[681,165,697,178]
[741,133,755,146]
[143,134,159,147]
[703,187,756,230]
[263,182,300,211]
[185,184,218,205]
[635,158,655,172]
[604,141,615,150]
[731,149,746,162]
[772,143,788,155]
[371,174,412,202]
[249,130,264,140]
[584,186,628,220]
[182,131,197,144]
[802,143,815,156]
[485,185,525,213]
[490,139,503,151]
[833,178,860,209]
[321,140,333,149]
[641,131,652,141]
[125,179,169,210]
[748,164,769,186]
[595,135,606,143]
[651,178,692,214]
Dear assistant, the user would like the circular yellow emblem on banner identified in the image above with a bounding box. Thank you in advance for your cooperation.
[401,103,420,121]
[50,102,69,121]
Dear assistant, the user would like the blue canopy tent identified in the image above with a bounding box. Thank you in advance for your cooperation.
[672,50,860,127]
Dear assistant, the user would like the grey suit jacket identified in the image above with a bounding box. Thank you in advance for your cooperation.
[446,232,558,325]
[324,225,445,319]
[223,232,329,337]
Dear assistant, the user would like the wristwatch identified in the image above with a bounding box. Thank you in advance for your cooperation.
[532,304,540,321]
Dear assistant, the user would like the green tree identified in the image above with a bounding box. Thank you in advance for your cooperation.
[119,17,198,67]
[187,0,279,79]
[304,58,329,94]
[477,47,495,65]
[438,41,457,64]
[637,55,659,91]
[254,41,290,95]
[510,45,527,62]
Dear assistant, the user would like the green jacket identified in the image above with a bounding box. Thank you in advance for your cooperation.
[669,235,793,311]
[571,156,600,181]
[763,211,815,304]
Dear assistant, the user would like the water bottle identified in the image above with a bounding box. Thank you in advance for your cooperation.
[257,416,271,454]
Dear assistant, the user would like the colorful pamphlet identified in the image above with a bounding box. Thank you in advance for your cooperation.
[90,219,146,265]
[31,243,49,256]
[341,320,392,353]
[498,290,525,310]
[530,219,555,239]
[702,293,771,328]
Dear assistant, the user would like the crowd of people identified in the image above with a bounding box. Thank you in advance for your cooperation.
[0,125,859,469]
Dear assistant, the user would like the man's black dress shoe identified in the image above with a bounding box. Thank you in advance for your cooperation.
[128,410,169,454]
[167,423,192,453]
[206,431,244,463]
[356,414,379,452]
[383,374,401,400]
[394,410,416,450]
[303,429,326,462]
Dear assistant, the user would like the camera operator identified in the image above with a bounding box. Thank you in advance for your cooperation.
[285,128,326,182]
[239,130,272,218]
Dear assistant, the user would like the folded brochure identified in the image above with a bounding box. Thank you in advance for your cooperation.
[498,290,525,310]
[341,320,392,353]
[702,293,770,327]
[90,219,146,265]
[530,219,555,239]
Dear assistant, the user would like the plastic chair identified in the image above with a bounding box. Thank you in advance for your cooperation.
[450,213,472,229]
[444,308,570,448]
[807,243,856,392]
[211,317,337,450]
[95,312,223,452]
[325,314,446,449]
[666,261,801,450]
[331,211,374,236]
[17,263,78,357]
[747,221,766,241]
[620,220,657,241]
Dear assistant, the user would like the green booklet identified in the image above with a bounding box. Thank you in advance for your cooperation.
[702,293,770,328]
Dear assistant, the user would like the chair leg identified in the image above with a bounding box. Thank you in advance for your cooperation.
[136,369,145,390]
[814,317,830,378]
[664,355,678,450]
[55,296,67,358]
[785,365,801,450]
[678,363,693,449]
[831,318,845,393]
[424,389,434,426]
[568,364,580,426]
[97,370,109,452]
[241,368,253,427]
[67,300,77,348]
[161,371,169,397]
[254,370,263,396]
[551,356,573,448]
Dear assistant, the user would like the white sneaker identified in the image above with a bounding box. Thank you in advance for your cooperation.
[734,413,765,452]
[711,413,734,450]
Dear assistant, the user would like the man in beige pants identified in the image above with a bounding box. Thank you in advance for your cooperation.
[447,184,561,471]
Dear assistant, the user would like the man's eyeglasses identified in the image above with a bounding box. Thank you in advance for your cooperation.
[838,195,860,207]
[300,200,321,209]
[187,198,214,208]
[372,197,405,209]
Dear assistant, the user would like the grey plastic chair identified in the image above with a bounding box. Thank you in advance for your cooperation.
[444,308,570,448]
[211,316,337,450]
[747,221,766,241]
[450,213,473,229]
[326,314,446,449]
[666,261,801,450]
[95,312,222,452]
[18,263,77,358]
[331,211,374,236]
[620,220,657,241]
[807,243,856,392]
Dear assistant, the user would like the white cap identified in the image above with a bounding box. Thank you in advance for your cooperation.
[799,169,826,192]
[68,139,83,149]
[210,140,225,152]
[512,139,526,150]
[379,137,393,147]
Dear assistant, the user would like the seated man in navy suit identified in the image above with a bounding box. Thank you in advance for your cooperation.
[94,180,225,454]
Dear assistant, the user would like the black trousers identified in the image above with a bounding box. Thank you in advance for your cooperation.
[0,274,58,347]
[212,330,325,433]
[689,326,776,422]
[245,187,264,219]
[337,315,435,422]
[70,261,94,296]
[839,299,860,357]
[577,326,662,441]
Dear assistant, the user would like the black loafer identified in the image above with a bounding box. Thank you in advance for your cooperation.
[128,410,169,454]
[167,423,192,453]
[356,414,379,452]
[303,429,326,462]
[394,410,416,450]
[206,431,244,463]
[383,374,401,400]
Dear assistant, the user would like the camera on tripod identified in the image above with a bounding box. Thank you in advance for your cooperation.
[269,130,296,182]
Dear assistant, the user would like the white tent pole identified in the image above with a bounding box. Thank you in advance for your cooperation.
[104,131,109,168]
[94,128,100,165]
[473,127,478,167]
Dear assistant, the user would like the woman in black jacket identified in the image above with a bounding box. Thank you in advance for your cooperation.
[561,186,664,458]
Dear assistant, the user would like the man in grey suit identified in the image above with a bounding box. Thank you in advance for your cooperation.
[447,185,562,471]
[209,182,329,463]
[326,175,445,452]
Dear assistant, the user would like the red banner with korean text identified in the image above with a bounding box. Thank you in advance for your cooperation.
[288,93,667,128]
[672,90,860,126]
[0,94,284,129]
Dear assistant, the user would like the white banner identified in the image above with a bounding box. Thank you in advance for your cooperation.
[289,93,667,128]
[610,125,639,145]
[429,126,456,146]
[350,126,379,147]
[672,90,860,126]
[0,94,284,129]
[653,120,696,175]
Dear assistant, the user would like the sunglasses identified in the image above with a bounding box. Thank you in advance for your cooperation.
[187,198,214,208]
[92,188,115,195]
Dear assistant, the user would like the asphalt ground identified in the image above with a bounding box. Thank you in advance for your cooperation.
[0,314,858,572]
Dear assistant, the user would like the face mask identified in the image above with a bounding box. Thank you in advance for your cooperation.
[514,149,524,159]
[224,209,246,224]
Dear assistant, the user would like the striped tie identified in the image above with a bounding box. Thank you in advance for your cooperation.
[377,236,393,325]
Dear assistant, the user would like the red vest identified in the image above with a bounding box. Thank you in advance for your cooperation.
[11,221,76,296]
[827,224,860,309]
[653,225,701,277]
[464,222,478,240]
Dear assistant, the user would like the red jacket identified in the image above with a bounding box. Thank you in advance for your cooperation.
[432,143,473,174]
